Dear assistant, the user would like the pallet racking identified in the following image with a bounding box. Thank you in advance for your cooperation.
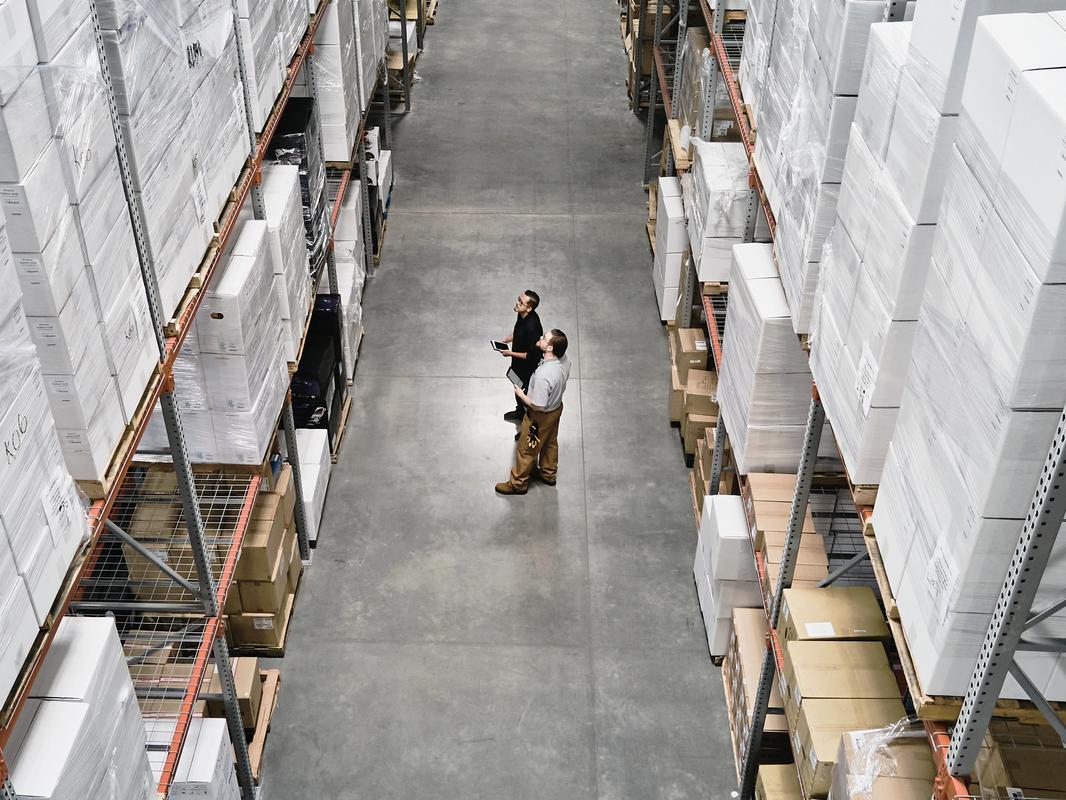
[0,1,394,797]
[649,2,1066,799]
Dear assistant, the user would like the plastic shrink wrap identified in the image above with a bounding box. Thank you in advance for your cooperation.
[147,718,241,800]
[828,723,934,800]
[263,163,313,362]
[314,0,361,160]
[677,28,736,141]
[717,244,812,475]
[8,616,154,800]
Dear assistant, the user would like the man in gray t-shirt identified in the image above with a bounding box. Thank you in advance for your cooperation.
[496,329,571,495]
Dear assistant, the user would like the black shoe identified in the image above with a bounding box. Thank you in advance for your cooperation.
[495,482,527,495]
[535,472,556,486]
[503,410,524,422]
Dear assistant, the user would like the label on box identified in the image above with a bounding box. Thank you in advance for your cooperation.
[925,544,958,624]
[253,617,275,630]
[809,746,818,772]
[804,621,835,638]
[41,477,76,543]
[855,346,878,416]
[694,340,707,351]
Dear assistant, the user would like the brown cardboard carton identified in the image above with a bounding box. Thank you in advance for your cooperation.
[238,533,289,614]
[731,608,788,734]
[752,500,816,535]
[974,727,1066,799]
[273,463,296,526]
[747,473,799,502]
[669,364,684,423]
[237,497,288,581]
[779,587,889,644]
[684,369,718,417]
[683,413,716,455]
[781,641,898,726]
[762,539,829,571]
[796,697,908,797]
[764,560,829,589]
[287,528,303,591]
[674,328,709,383]
[228,590,295,649]
[205,657,262,730]
[756,764,803,800]
[831,727,935,800]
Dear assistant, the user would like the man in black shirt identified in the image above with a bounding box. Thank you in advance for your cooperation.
[500,289,543,422]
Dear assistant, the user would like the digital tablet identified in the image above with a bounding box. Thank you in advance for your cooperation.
[491,340,508,352]
[506,368,524,388]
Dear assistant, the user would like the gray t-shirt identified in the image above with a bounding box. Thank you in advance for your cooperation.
[527,355,571,412]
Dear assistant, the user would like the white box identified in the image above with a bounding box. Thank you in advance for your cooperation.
[656,181,687,253]
[27,276,102,375]
[76,154,127,262]
[8,699,91,799]
[957,13,1066,196]
[652,258,679,322]
[0,70,51,183]
[994,68,1066,281]
[86,214,140,321]
[884,72,959,225]
[26,0,90,61]
[811,0,886,96]
[836,124,881,255]
[853,22,911,163]
[0,577,37,703]
[905,0,1066,115]
[0,139,70,252]
[698,495,756,582]
[13,211,85,317]
[0,0,36,104]
[18,529,70,624]
[42,337,111,430]
[57,382,125,481]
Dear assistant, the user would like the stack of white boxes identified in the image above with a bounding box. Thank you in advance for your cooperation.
[315,0,361,161]
[182,0,252,221]
[810,1,1066,486]
[0,221,87,705]
[717,244,813,474]
[387,18,417,66]
[263,164,312,362]
[237,0,284,131]
[1,2,157,484]
[684,139,768,281]
[99,0,214,319]
[652,176,684,322]
[330,177,366,375]
[147,718,241,800]
[353,0,388,111]
[693,495,761,657]
[872,10,1066,700]
[142,220,289,464]
[8,617,154,800]
[763,0,885,334]
[286,427,331,544]
[277,0,308,61]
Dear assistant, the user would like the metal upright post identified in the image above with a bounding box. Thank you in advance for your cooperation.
[358,137,376,277]
[641,0,666,186]
[742,189,761,244]
[680,257,698,327]
[229,0,266,218]
[379,61,394,149]
[632,0,648,113]
[707,416,727,496]
[1,775,15,800]
[416,0,425,51]
[670,0,689,113]
[738,392,825,800]
[212,638,257,798]
[282,398,313,561]
[701,5,727,140]
[884,0,907,22]
[947,406,1066,775]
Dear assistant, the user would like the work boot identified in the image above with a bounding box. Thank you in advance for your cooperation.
[495,482,527,495]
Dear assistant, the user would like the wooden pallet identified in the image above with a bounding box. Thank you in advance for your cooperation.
[864,522,1066,724]
[646,220,656,256]
[426,0,438,24]
[667,119,692,171]
[330,395,353,464]
[76,365,164,500]
[248,669,281,785]
[373,217,389,266]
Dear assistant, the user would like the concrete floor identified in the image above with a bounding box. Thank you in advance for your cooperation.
[259,1,736,797]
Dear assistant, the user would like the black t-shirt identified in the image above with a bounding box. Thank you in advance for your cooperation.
[511,310,543,378]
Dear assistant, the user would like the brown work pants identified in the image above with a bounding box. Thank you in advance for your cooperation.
[506,404,563,490]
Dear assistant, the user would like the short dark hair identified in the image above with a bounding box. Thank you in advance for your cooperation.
[523,289,540,310]
[548,329,568,358]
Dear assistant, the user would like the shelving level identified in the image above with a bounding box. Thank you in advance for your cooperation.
[652,3,1066,799]
[0,1,390,796]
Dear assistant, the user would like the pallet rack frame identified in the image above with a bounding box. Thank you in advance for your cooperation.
[677,3,1066,798]
[0,1,386,796]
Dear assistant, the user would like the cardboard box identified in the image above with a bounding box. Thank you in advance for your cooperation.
[228,590,294,650]
[747,472,797,503]
[762,537,829,571]
[238,532,291,614]
[683,413,717,456]
[684,369,718,417]
[237,489,290,581]
[779,587,889,643]
[287,527,303,590]
[831,728,935,800]
[731,607,788,734]
[205,657,261,730]
[795,697,908,797]
[668,364,684,423]
[756,764,802,800]
[673,328,709,384]
[780,640,898,725]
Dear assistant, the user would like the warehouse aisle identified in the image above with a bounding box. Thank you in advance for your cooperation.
[261,2,735,797]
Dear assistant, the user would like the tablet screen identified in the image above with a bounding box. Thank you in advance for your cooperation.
[506,369,523,388]
[491,340,508,352]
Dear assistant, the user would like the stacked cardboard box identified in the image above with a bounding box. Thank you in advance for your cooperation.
[227,465,302,649]
[724,608,791,773]
[776,588,899,798]
[756,765,803,800]
[8,617,155,800]
[829,727,936,800]
[670,327,714,455]
[693,495,761,657]
[718,245,813,474]
[872,10,1066,700]
[684,140,770,281]
[968,721,1066,800]
[262,164,313,362]
[652,176,685,322]
[204,657,263,731]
